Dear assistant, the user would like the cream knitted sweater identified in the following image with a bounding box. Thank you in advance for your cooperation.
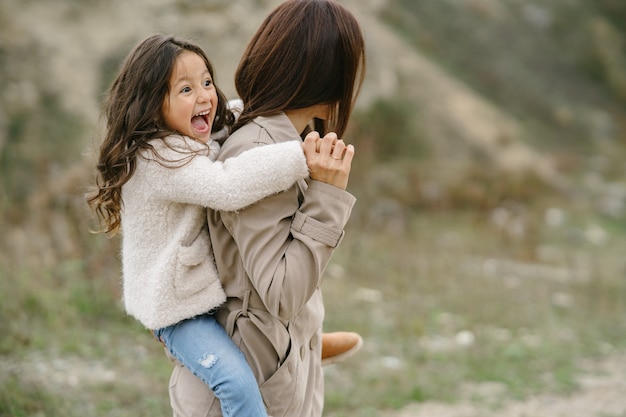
[121,134,308,329]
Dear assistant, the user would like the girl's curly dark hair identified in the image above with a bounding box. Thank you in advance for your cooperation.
[87,34,233,235]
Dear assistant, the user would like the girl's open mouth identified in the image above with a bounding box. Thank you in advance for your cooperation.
[191,111,210,134]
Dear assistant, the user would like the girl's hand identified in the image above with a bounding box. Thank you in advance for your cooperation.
[302,131,354,190]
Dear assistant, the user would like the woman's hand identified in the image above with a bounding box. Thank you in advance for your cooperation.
[302,131,354,190]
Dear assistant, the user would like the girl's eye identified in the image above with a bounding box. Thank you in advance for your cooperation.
[204,79,213,88]
[180,86,191,93]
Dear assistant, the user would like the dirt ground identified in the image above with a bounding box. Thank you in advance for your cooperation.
[381,354,626,417]
[3,351,625,416]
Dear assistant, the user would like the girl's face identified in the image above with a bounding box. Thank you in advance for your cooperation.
[162,50,218,143]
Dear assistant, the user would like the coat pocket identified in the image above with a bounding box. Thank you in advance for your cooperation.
[174,232,213,298]
[258,333,304,417]
[227,307,301,417]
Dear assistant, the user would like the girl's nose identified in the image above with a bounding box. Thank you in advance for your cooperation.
[197,88,212,102]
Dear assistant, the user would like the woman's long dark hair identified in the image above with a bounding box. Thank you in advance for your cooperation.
[234,0,366,138]
[88,34,233,235]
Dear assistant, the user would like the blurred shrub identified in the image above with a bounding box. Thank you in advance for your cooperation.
[0,374,69,417]
[0,92,84,212]
[350,97,430,163]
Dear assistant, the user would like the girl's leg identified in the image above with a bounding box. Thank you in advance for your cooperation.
[155,315,267,417]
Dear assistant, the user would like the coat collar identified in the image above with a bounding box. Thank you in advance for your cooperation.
[252,113,303,144]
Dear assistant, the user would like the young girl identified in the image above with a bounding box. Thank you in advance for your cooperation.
[88,34,318,417]
[168,1,367,416]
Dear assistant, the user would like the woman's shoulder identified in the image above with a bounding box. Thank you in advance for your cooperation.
[221,113,297,159]
[219,122,265,159]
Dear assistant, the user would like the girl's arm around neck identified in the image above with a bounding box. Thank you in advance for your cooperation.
[144,140,308,211]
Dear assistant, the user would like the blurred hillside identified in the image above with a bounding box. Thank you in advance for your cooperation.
[1,0,626,415]
[1,0,625,240]
[0,0,626,417]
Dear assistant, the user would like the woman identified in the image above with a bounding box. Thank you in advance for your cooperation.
[169,1,366,416]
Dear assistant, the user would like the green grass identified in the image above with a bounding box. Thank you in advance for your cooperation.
[1,107,625,416]
[2,155,626,416]
[0,374,70,417]
[0,261,172,417]
[321,205,626,414]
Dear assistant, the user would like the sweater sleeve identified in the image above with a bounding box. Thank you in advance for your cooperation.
[145,140,308,211]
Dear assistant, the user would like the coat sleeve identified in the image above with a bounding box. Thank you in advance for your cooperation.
[144,140,308,211]
[218,142,356,321]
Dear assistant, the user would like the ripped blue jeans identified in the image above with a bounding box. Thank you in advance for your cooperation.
[153,314,267,417]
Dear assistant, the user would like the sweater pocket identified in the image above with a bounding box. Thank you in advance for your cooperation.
[174,233,213,299]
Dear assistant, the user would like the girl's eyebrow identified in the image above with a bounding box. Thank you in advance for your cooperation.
[173,70,211,84]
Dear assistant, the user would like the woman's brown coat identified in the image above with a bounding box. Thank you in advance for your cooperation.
[168,113,356,417]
